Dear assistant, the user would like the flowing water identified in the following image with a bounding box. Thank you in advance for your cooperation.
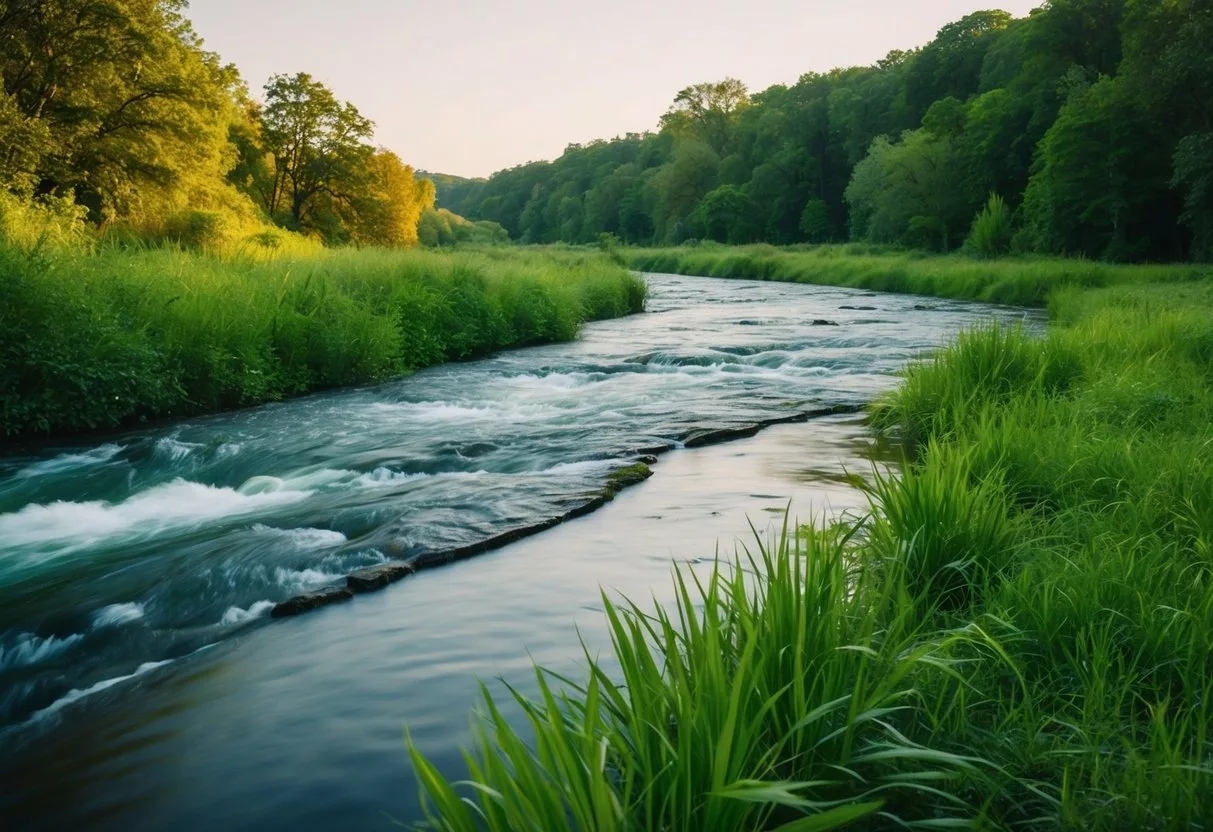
[0,274,1032,829]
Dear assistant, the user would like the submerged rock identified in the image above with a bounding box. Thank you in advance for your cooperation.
[346,562,415,593]
[839,305,877,310]
[811,319,839,326]
[271,586,354,618]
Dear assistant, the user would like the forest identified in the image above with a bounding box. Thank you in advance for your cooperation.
[434,0,1212,262]
[0,0,506,252]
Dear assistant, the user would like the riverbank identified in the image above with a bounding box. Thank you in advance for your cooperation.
[1,276,1021,829]
[629,244,1211,306]
[410,279,1213,829]
[0,246,645,441]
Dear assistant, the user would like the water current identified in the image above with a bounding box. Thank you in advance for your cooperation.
[0,273,1033,829]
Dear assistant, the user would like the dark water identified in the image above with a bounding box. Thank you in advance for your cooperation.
[0,274,1032,830]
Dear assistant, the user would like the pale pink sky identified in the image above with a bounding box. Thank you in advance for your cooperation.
[188,0,1043,178]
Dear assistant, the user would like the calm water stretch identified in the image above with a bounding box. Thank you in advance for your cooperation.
[0,274,1031,829]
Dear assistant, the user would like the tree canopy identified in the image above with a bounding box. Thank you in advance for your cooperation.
[432,0,1212,261]
[0,0,435,248]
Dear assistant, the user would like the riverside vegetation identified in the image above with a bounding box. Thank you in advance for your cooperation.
[0,243,645,439]
[407,277,1213,830]
[629,243,1213,307]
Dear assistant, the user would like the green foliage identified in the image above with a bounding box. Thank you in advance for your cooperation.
[411,525,984,830]
[845,130,970,251]
[0,244,644,438]
[432,1,1208,262]
[0,191,90,250]
[658,78,750,154]
[418,208,508,248]
[966,192,1014,257]
[0,5,436,251]
[798,199,831,243]
[411,280,1213,829]
[0,0,241,224]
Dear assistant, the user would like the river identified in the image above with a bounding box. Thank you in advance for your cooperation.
[0,273,1032,829]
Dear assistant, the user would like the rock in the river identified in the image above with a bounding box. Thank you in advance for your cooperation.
[811,319,839,326]
[605,462,654,492]
[271,586,354,618]
[683,424,762,448]
[839,305,877,310]
[346,562,415,593]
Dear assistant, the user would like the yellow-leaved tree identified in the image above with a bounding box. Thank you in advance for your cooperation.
[350,150,436,247]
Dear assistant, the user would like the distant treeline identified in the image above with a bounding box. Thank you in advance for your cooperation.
[0,1,502,252]
[433,0,1212,262]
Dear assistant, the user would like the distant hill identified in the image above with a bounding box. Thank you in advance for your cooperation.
[418,171,487,213]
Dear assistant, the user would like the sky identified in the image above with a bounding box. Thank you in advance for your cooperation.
[187,0,1044,179]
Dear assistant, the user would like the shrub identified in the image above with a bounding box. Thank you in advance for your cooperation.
[966,193,1013,258]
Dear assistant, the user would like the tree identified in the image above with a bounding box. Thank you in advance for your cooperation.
[696,185,755,243]
[659,79,749,154]
[0,0,244,223]
[904,10,1012,121]
[845,130,970,251]
[348,150,434,247]
[258,72,374,239]
[647,140,719,242]
[1021,76,1167,259]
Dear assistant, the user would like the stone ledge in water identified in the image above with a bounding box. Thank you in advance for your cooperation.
[347,562,415,593]
[811,319,839,326]
[271,586,354,618]
[630,442,676,456]
[839,305,877,311]
[683,424,763,448]
[407,463,656,572]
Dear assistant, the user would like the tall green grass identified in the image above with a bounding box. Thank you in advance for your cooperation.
[408,281,1213,829]
[630,244,1211,307]
[0,245,645,438]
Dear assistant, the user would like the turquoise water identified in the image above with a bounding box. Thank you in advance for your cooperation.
[0,274,1031,829]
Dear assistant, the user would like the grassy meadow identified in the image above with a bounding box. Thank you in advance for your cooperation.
[408,277,1213,829]
[630,244,1212,307]
[0,244,645,439]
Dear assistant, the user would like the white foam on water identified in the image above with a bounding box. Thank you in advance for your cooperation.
[355,467,431,488]
[153,436,203,462]
[237,475,285,495]
[540,460,616,477]
[12,444,123,479]
[0,632,84,671]
[91,602,146,629]
[273,566,345,588]
[25,660,173,724]
[220,600,276,626]
[214,442,243,459]
[251,525,347,549]
[0,478,313,557]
